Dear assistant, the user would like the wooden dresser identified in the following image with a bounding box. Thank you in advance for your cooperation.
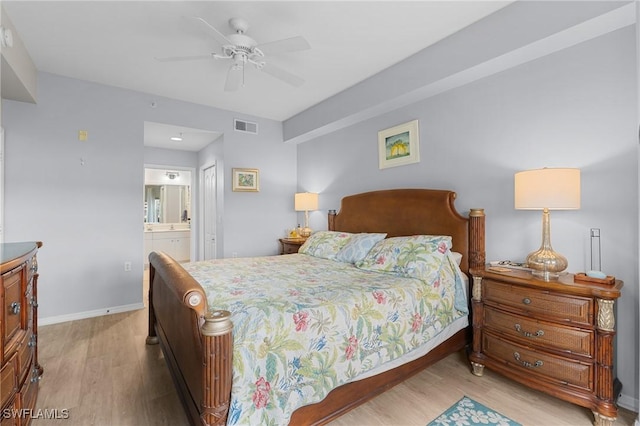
[278,238,306,255]
[469,267,622,426]
[1,242,42,425]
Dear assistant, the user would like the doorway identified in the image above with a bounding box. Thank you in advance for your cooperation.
[143,166,195,267]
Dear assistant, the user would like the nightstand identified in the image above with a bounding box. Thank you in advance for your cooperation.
[278,238,306,255]
[468,267,623,426]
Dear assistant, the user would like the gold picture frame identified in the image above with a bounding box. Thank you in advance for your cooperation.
[378,119,420,169]
[232,168,259,192]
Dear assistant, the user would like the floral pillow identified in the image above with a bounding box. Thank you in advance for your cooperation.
[298,231,353,260]
[335,233,387,264]
[355,235,452,283]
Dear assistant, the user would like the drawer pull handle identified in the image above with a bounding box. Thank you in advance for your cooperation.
[522,298,531,305]
[513,352,543,368]
[10,301,21,315]
[514,324,544,338]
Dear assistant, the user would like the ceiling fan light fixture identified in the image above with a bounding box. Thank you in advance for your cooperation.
[160,16,310,91]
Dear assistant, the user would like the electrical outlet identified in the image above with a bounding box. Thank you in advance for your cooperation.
[124,261,132,272]
[232,252,238,258]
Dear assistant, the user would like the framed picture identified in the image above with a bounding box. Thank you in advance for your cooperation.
[378,119,420,169]
[232,168,259,192]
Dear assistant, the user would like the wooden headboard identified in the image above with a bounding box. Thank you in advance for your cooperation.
[327,188,485,273]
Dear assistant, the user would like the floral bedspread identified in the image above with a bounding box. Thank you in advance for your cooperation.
[182,253,468,425]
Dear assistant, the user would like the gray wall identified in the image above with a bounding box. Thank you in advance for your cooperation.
[295,11,638,412]
[2,72,297,323]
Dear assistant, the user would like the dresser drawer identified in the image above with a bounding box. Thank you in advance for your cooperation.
[279,239,305,255]
[484,280,593,326]
[3,268,24,345]
[1,354,16,408]
[19,366,39,416]
[17,332,33,385]
[0,396,18,426]
[483,332,593,390]
[281,243,300,254]
[484,307,593,357]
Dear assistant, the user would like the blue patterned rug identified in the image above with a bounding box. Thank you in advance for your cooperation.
[428,396,522,426]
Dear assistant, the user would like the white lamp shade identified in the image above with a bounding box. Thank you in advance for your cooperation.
[514,168,580,210]
[294,192,319,211]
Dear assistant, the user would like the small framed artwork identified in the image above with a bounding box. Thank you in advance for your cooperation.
[232,168,259,192]
[378,119,420,169]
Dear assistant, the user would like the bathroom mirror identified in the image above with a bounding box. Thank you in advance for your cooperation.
[144,184,191,224]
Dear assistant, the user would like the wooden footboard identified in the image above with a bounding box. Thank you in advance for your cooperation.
[147,251,233,426]
[147,189,485,426]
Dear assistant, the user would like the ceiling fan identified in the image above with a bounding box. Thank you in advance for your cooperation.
[156,17,311,92]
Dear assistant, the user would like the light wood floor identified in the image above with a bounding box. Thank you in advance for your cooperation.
[33,307,637,426]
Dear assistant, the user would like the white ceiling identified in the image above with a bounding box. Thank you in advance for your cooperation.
[3,1,512,150]
[144,121,222,151]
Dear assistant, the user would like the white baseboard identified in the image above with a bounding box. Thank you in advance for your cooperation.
[39,303,144,326]
[617,393,639,413]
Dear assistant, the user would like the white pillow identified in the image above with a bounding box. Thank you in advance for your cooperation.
[451,251,463,266]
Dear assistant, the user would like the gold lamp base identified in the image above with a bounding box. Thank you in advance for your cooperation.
[526,248,568,281]
[299,227,312,238]
[527,208,568,281]
[299,210,312,237]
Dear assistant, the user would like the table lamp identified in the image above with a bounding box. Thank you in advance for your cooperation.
[295,192,319,237]
[514,168,580,281]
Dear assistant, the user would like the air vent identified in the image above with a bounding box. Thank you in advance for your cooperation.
[234,119,258,134]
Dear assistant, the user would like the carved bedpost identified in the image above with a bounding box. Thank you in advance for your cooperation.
[328,210,337,231]
[468,209,486,269]
[201,310,234,426]
[146,260,159,345]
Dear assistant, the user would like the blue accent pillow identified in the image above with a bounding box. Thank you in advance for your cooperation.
[335,233,387,263]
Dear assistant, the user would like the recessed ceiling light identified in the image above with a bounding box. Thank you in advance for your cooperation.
[170,136,182,141]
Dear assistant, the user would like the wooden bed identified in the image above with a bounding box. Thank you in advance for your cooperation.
[146,188,486,425]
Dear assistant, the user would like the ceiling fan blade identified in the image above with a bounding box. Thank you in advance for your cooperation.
[191,17,232,47]
[257,36,310,56]
[155,54,213,62]
[224,65,243,92]
[260,62,304,87]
